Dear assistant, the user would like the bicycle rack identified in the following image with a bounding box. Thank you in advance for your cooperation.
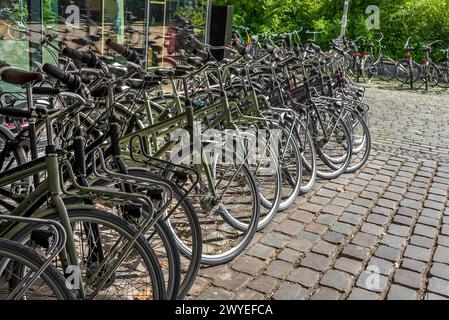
[0,215,66,300]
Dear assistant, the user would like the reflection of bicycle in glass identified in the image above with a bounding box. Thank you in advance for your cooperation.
[104,11,142,47]
[106,24,141,46]
[0,8,29,41]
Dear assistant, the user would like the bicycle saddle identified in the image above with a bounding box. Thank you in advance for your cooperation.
[72,38,92,46]
[154,68,175,78]
[109,63,128,77]
[187,57,204,67]
[1,68,44,85]
[126,78,161,90]
[89,34,101,42]
[422,46,431,52]
[174,64,194,77]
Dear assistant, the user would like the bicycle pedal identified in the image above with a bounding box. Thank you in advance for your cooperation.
[30,229,54,249]
[10,182,32,197]
[173,172,188,185]
[123,203,143,219]
[147,188,163,201]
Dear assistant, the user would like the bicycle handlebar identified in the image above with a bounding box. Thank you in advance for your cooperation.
[424,40,442,48]
[404,36,413,48]
[0,107,37,119]
[62,48,99,68]
[376,32,384,43]
[42,63,81,91]
[105,39,141,64]
[189,35,238,54]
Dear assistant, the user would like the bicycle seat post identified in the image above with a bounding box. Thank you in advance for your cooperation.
[25,82,40,187]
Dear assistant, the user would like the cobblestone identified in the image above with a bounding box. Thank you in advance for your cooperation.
[387,284,418,300]
[429,263,449,280]
[300,253,332,272]
[320,270,352,292]
[272,283,308,300]
[248,275,278,294]
[341,244,370,261]
[334,257,363,275]
[310,287,340,300]
[394,269,422,289]
[287,267,320,287]
[264,260,293,279]
[347,288,380,300]
[374,245,402,262]
[433,246,449,264]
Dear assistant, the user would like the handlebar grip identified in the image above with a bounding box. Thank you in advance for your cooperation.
[105,38,127,55]
[264,45,275,54]
[42,64,80,91]
[71,38,92,46]
[192,48,209,60]
[62,48,99,68]
[105,39,141,64]
[232,42,247,56]
[32,87,60,95]
[309,43,321,52]
[62,48,84,62]
[0,107,34,119]
[43,63,66,81]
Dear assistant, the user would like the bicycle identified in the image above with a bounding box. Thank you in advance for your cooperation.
[437,47,449,89]
[395,36,421,89]
[419,40,442,90]
[0,68,168,300]
[0,215,74,300]
[361,32,396,82]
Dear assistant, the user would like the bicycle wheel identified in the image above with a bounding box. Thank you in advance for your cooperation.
[10,209,166,300]
[7,22,25,40]
[94,168,202,300]
[325,108,371,173]
[90,176,180,299]
[428,63,440,87]
[291,116,316,194]
[272,118,303,210]
[311,107,353,180]
[0,238,75,300]
[362,55,375,83]
[237,122,282,230]
[377,58,397,82]
[395,59,420,84]
[437,62,449,88]
[169,144,260,265]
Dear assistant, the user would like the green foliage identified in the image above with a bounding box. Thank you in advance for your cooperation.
[213,0,449,61]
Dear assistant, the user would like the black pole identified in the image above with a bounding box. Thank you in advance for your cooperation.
[27,0,43,71]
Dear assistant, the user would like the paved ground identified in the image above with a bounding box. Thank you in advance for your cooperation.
[188,84,449,300]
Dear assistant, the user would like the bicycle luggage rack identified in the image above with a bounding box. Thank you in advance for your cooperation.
[0,215,66,300]
[128,134,200,218]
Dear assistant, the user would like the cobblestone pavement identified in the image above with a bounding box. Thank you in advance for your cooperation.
[189,85,449,300]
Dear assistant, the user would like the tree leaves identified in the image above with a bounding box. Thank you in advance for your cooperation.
[215,0,449,61]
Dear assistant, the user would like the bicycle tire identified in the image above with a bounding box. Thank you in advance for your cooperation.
[0,238,75,300]
[98,168,202,300]
[9,209,167,300]
[169,144,260,265]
